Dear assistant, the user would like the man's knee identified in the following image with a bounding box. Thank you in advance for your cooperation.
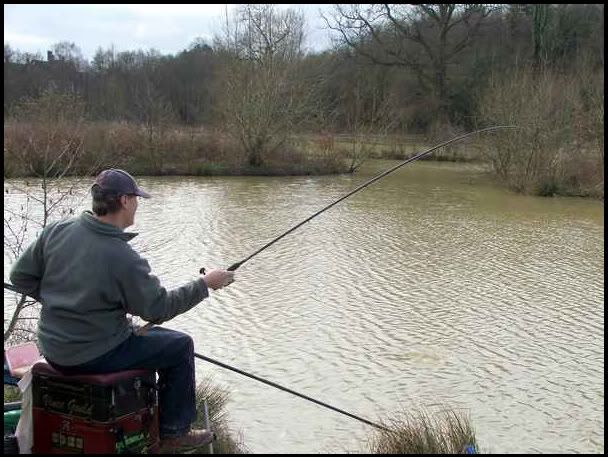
[171,330,194,355]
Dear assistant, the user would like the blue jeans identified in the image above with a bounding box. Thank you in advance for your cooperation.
[46,327,196,438]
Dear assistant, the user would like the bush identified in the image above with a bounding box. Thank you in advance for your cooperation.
[479,62,603,198]
[365,408,478,454]
[5,121,349,177]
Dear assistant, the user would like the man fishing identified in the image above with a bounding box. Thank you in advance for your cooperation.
[9,168,235,451]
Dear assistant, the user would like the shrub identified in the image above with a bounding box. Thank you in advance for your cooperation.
[365,408,478,454]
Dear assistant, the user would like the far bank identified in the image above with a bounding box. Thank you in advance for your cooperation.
[3,121,603,199]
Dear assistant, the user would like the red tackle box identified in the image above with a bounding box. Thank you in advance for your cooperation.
[31,361,160,454]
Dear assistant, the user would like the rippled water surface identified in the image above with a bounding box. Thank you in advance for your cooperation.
[4,161,604,453]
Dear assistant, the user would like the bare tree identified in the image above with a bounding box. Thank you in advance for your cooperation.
[573,55,604,194]
[135,76,176,173]
[4,89,96,344]
[340,63,397,172]
[214,4,320,167]
[478,63,603,197]
[51,40,87,70]
[323,4,496,125]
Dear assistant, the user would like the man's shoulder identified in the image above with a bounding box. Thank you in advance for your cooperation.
[41,215,78,237]
[106,237,144,264]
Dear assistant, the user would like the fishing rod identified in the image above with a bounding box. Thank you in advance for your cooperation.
[2,282,391,433]
[219,125,517,273]
[193,352,392,433]
[138,126,516,332]
[4,126,516,434]
[136,127,520,353]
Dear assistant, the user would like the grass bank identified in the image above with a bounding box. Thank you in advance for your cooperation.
[364,408,478,454]
[3,122,482,180]
[3,122,349,178]
[5,121,601,198]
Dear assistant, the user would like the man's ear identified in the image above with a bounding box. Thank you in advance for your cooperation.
[119,195,129,208]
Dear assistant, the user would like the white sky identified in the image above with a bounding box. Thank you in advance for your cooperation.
[4,4,336,60]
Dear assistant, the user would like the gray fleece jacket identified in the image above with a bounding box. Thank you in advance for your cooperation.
[9,211,208,366]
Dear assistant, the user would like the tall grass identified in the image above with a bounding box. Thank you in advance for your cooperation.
[365,408,478,454]
[187,376,249,454]
[4,120,485,180]
[4,121,350,178]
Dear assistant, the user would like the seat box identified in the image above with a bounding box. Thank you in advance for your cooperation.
[31,362,156,422]
[31,405,160,454]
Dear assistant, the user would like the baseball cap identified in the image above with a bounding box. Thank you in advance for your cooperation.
[93,169,151,198]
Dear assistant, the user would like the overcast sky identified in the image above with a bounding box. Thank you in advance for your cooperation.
[4,4,336,60]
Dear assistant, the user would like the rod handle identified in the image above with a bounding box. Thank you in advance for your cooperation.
[199,262,240,274]
[227,262,241,271]
[135,322,154,336]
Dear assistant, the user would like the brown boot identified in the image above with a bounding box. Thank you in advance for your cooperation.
[159,429,215,452]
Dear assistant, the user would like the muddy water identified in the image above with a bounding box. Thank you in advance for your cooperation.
[4,161,604,453]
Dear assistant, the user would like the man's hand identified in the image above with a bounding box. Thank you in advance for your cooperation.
[202,269,235,290]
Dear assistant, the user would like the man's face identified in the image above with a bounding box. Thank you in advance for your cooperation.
[121,194,138,228]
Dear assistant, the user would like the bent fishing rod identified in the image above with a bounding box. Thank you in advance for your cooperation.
[138,125,518,430]
[3,126,516,434]
[142,126,517,333]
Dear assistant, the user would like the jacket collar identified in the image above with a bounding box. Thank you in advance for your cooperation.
[80,211,139,241]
